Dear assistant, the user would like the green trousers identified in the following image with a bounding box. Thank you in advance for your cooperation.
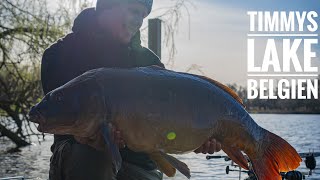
[49,139,163,180]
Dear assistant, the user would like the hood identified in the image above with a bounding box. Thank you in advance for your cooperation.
[71,7,142,48]
[72,8,98,34]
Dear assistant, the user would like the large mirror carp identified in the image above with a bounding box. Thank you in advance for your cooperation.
[29,66,301,180]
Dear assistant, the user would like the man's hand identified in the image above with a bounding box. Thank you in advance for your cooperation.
[111,126,126,148]
[194,138,221,154]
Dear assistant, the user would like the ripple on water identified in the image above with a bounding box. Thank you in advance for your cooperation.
[1,114,320,180]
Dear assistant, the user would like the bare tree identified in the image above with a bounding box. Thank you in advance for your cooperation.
[140,0,194,68]
[0,0,92,149]
[0,0,190,149]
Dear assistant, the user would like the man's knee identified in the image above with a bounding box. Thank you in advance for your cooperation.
[50,140,116,180]
[49,140,163,180]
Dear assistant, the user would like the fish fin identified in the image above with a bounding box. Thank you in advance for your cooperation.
[101,123,122,174]
[192,75,245,108]
[222,146,249,170]
[148,65,165,69]
[147,66,245,108]
[149,152,176,177]
[248,132,302,180]
[158,151,191,179]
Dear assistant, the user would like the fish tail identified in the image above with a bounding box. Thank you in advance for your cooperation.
[247,131,301,180]
[222,145,249,170]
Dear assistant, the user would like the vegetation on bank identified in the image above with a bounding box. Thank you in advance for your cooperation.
[228,81,320,114]
[0,0,191,149]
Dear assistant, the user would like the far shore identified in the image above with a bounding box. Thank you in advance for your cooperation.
[248,111,320,114]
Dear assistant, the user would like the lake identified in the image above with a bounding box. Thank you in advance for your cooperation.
[1,114,319,180]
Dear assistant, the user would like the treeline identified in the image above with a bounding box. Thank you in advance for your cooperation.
[228,79,320,114]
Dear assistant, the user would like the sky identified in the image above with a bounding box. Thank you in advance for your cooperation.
[51,0,320,85]
[144,0,320,85]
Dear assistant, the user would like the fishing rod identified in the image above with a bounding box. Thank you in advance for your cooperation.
[206,151,319,180]
[206,155,231,161]
[0,176,32,180]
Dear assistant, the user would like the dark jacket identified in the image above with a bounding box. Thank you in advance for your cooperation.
[41,8,164,170]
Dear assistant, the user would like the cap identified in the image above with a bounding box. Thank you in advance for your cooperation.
[96,0,153,15]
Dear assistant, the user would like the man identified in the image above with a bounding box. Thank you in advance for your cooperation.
[41,0,221,179]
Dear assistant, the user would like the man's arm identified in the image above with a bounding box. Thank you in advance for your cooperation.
[131,46,165,68]
[41,34,79,94]
[130,31,164,68]
[140,47,165,68]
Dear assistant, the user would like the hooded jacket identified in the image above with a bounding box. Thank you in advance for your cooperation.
[41,7,163,171]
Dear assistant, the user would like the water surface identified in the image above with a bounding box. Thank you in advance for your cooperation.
[1,114,319,180]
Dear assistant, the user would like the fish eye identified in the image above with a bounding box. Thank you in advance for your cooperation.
[52,92,64,102]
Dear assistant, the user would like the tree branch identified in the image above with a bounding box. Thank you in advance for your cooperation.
[0,27,45,39]
[0,122,30,147]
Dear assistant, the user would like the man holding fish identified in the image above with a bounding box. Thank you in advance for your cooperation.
[40,0,221,179]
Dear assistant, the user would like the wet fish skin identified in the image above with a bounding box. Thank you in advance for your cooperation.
[29,66,302,180]
[29,75,106,137]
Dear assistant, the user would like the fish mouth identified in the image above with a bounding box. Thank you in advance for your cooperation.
[36,122,46,132]
[28,108,47,132]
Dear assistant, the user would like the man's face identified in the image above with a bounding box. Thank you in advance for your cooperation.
[97,2,148,44]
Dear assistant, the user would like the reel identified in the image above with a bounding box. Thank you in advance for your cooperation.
[206,151,319,180]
